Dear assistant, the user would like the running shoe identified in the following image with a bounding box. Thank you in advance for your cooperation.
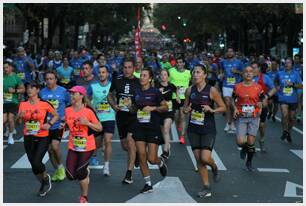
[224,123,230,132]
[286,132,292,143]
[140,184,153,194]
[8,136,15,145]
[4,129,9,137]
[179,135,185,144]
[197,185,212,198]
[89,156,99,166]
[80,195,88,203]
[259,141,267,153]
[161,150,170,160]
[51,169,60,182]
[38,174,52,197]
[103,165,111,176]
[230,123,236,132]
[245,161,255,172]
[57,166,66,181]
[159,158,168,177]
[280,131,287,141]
[122,171,133,184]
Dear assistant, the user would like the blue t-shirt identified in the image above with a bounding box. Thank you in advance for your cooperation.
[220,58,243,88]
[207,63,218,81]
[14,56,34,83]
[253,74,274,93]
[39,86,70,129]
[70,58,82,77]
[88,81,115,122]
[56,66,74,84]
[275,70,302,103]
[267,70,278,82]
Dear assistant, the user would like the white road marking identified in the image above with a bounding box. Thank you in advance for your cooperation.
[11,153,49,169]
[126,176,196,203]
[186,146,227,171]
[290,149,303,159]
[284,181,303,198]
[257,168,290,173]
[88,165,104,169]
[171,123,179,142]
[237,147,261,152]
[275,116,303,135]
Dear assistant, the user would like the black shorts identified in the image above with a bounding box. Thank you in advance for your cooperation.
[187,131,216,151]
[270,95,278,103]
[116,111,137,139]
[49,128,64,142]
[159,112,174,125]
[4,103,19,114]
[133,126,164,145]
[173,100,184,110]
[101,121,115,135]
[260,107,268,123]
[279,102,298,111]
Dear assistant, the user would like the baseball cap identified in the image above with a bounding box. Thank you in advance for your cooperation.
[69,86,87,96]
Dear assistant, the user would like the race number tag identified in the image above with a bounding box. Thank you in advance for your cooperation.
[283,87,293,96]
[17,72,25,80]
[178,87,186,98]
[137,110,151,123]
[190,110,205,125]
[96,103,110,113]
[74,68,80,76]
[119,97,131,112]
[61,78,70,84]
[26,121,40,135]
[4,92,13,102]
[72,136,87,152]
[48,99,59,109]
[242,105,255,117]
[227,77,236,85]
[166,101,173,112]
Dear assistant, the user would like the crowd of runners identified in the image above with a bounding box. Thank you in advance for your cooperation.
[3,45,303,202]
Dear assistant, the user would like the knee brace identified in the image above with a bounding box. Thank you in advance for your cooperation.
[247,143,255,154]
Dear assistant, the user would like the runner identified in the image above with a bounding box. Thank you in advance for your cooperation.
[251,62,277,152]
[274,58,303,143]
[13,46,35,83]
[65,86,102,203]
[169,56,192,144]
[39,71,70,182]
[232,66,265,171]
[108,57,140,184]
[88,66,116,176]
[48,50,63,70]
[267,58,280,122]
[132,68,168,193]
[17,81,59,196]
[220,47,243,133]
[4,61,25,144]
[183,64,226,198]
[292,54,303,123]
[155,70,179,159]
[56,56,74,89]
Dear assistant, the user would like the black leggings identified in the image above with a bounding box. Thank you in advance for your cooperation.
[24,135,50,175]
[66,149,93,181]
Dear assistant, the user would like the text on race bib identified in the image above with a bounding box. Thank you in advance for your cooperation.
[119,97,131,112]
[283,87,293,96]
[26,121,40,135]
[4,92,13,102]
[48,99,59,109]
[227,77,236,85]
[17,72,25,80]
[178,87,186,97]
[190,110,205,125]
[72,136,87,151]
[137,110,151,123]
[96,103,110,113]
[166,101,173,112]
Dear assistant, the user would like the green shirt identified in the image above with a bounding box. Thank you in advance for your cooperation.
[133,71,141,79]
[3,73,22,104]
[160,61,172,70]
[169,67,191,99]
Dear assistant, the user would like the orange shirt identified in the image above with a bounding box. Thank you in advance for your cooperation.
[18,100,55,137]
[234,82,263,114]
[65,106,99,152]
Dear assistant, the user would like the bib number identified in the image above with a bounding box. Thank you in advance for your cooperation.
[74,68,80,76]
[178,87,186,98]
[48,99,59,109]
[283,87,293,96]
[72,136,87,152]
[166,101,173,112]
[26,121,40,135]
[4,92,13,102]
[119,97,131,112]
[17,72,25,80]
[242,105,255,117]
[227,77,236,85]
[61,78,70,84]
[96,103,110,113]
[137,110,151,123]
[190,110,205,125]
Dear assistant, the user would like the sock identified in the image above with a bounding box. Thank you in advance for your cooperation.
[144,176,151,186]
[127,170,132,176]
[246,143,255,162]
[104,161,109,168]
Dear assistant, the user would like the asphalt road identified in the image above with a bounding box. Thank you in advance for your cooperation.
[3,114,303,203]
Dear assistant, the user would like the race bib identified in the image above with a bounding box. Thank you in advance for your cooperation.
[61,78,70,84]
[74,68,80,76]
[166,101,173,112]
[72,136,87,152]
[242,105,255,113]
[26,121,40,135]
[227,77,236,85]
[283,87,293,96]
[190,110,205,125]
[96,103,110,113]
[48,99,59,109]
[17,72,25,80]
[137,110,151,123]
[4,92,13,102]
[178,87,186,98]
[119,97,131,112]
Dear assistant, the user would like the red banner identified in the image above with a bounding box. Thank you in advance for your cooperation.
[134,7,142,58]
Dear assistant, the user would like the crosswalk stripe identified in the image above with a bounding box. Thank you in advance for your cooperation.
[11,153,49,169]
[257,168,290,173]
[290,149,303,159]
[171,123,179,141]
